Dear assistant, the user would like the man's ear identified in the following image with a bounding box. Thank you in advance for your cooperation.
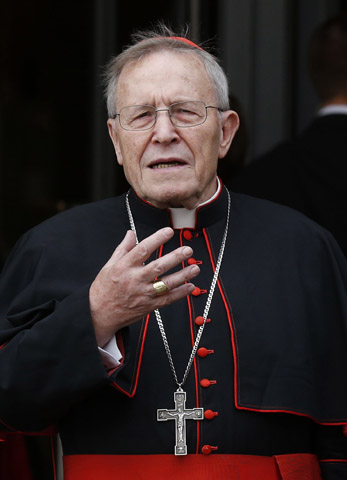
[107,118,123,165]
[218,110,240,159]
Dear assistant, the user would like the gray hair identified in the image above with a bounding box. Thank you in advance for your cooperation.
[104,25,230,117]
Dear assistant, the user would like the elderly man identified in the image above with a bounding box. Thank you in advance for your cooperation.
[0,26,347,480]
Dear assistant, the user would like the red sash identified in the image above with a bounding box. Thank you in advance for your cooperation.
[63,453,322,480]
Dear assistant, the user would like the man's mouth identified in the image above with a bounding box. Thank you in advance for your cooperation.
[151,161,182,169]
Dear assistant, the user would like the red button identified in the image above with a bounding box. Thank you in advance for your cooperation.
[201,445,218,455]
[187,258,202,265]
[195,316,211,326]
[192,287,207,296]
[183,230,193,241]
[200,379,217,388]
[204,410,219,420]
[197,347,214,358]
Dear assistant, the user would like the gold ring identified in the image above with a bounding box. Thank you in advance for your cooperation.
[152,280,168,296]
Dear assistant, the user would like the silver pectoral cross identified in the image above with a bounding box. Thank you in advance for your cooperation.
[157,388,204,455]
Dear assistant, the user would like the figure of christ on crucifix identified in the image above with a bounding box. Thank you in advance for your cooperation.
[157,389,204,455]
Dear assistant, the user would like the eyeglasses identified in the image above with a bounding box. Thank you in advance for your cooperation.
[113,101,222,131]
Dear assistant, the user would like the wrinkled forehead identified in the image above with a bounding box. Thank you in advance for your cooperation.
[116,50,216,104]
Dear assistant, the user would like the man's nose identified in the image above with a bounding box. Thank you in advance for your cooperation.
[151,110,179,144]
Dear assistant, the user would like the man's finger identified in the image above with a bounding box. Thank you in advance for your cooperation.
[109,230,137,262]
[148,263,200,297]
[155,282,197,308]
[161,264,200,292]
[130,227,174,264]
[143,245,194,280]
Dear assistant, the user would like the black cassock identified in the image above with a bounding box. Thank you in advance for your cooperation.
[0,187,347,479]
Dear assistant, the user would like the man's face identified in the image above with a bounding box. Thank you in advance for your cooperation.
[107,51,239,209]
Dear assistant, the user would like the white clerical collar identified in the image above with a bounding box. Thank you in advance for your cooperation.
[317,105,347,117]
[169,177,221,229]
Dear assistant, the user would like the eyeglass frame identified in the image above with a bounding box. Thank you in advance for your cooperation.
[112,101,223,131]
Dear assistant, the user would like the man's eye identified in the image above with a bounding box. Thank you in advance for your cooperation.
[178,108,195,115]
[127,109,154,126]
[175,108,200,119]
[136,110,152,119]
[132,110,152,120]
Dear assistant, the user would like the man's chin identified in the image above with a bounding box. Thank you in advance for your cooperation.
[143,189,196,210]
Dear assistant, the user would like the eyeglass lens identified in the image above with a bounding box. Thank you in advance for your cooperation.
[120,101,207,130]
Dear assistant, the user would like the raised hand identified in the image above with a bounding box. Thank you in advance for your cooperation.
[89,227,200,346]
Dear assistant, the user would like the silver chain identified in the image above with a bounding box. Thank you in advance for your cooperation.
[125,189,231,388]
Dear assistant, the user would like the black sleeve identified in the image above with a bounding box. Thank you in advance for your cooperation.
[0,232,112,432]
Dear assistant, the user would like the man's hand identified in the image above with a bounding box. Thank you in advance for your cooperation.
[89,227,200,347]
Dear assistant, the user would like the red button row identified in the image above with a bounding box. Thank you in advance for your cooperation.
[200,378,217,388]
[187,258,203,265]
[204,409,219,420]
[197,347,214,358]
[192,287,207,297]
[201,445,218,455]
[195,316,211,327]
[183,230,199,241]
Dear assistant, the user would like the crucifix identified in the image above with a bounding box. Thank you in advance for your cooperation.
[157,388,204,455]
[127,191,230,457]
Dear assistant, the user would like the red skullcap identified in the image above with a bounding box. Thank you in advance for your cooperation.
[169,36,204,50]
[151,36,203,50]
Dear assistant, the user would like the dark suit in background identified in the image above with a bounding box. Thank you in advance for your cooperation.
[231,112,347,257]
[231,12,347,258]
